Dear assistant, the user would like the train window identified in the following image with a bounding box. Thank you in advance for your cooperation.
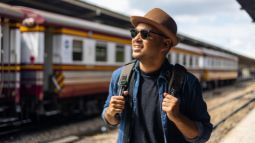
[96,42,107,62]
[190,56,193,67]
[195,57,199,66]
[72,40,83,61]
[212,59,215,67]
[183,54,186,66]
[115,45,125,62]
[176,53,179,64]
[167,53,171,63]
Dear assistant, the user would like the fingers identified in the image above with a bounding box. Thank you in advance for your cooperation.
[163,92,177,100]
[112,104,125,110]
[123,91,129,96]
[108,94,127,115]
[162,92,179,107]
[111,97,125,106]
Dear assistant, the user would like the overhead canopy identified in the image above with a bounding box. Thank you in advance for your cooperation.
[0,3,24,19]
[2,0,255,63]
[237,0,255,22]
[1,0,132,28]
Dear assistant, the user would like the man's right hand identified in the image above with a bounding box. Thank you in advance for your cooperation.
[104,91,128,125]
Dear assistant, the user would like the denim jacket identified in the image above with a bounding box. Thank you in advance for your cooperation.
[102,60,212,143]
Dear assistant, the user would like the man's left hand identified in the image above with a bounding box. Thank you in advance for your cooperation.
[162,92,181,121]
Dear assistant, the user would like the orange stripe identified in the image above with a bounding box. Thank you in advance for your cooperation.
[203,70,238,80]
[0,64,119,71]
[20,25,45,32]
[53,65,119,71]
[171,47,203,56]
[91,33,131,45]
[54,28,88,37]
[57,76,64,83]
[0,65,21,71]
[21,65,43,70]
[54,28,131,45]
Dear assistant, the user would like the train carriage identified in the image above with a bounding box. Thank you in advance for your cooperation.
[17,7,132,115]
[168,43,204,81]
[201,48,238,88]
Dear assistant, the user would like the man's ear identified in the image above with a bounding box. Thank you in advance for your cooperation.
[160,38,172,54]
[163,39,173,49]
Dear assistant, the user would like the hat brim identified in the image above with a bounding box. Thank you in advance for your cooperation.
[130,16,178,46]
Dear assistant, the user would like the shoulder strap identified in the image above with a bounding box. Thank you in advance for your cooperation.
[168,63,187,97]
[117,61,136,96]
[118,61,136,143]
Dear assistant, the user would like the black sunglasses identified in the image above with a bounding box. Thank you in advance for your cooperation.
[130,28,166,39]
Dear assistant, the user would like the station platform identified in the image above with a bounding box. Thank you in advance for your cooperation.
[219,107,255,143]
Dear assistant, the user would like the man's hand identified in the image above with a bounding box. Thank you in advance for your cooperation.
[162,92,200,139]
[104,91,128,125]
[162,92,181,121]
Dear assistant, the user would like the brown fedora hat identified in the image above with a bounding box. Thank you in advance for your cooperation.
[130,8,178,46]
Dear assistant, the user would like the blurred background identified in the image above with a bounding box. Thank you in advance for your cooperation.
[0,0,255,143]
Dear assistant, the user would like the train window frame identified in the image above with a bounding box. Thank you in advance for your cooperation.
[176,53,180,64]
[195,56,199,67]
[183,54,186,67]
[72,39,83,62]
[115,44,125,63]
[179,53,183,65]
[171,52,176,64]
[95,42,107,62]
[167,53,171,63]
[189,55,193,68]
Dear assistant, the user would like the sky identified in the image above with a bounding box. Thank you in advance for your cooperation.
[83,0,255,59]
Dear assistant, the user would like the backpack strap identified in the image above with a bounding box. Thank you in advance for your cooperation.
[117,61,136,96]
[168,63,187,98]
[117,61,136,143]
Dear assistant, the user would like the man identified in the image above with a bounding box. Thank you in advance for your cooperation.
[102,8,212,143]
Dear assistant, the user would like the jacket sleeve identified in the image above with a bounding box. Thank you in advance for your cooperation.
[101,68,121,127]
[183,73,213,143]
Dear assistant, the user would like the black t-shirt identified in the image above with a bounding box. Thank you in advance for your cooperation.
[130,69,164,143]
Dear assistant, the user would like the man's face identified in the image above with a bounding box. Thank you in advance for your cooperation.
[131,23,166,61]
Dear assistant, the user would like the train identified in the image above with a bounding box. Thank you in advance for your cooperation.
[0,3,238,124]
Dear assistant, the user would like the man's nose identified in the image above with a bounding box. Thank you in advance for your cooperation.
[132,33,142,42]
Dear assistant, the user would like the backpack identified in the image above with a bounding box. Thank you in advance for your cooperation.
[117,61,187,143]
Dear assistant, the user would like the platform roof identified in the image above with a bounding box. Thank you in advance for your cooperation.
[237,0,255,22]
[1,0,132,28]
[2,0,255,63]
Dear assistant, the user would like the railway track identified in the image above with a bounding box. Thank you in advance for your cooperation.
[207,87,255,143]
[40,124,111,143]
[208,90,254,112]
[209,89,255,126]
[0,112,104,143]
[212,92,255,130]
[0,119,32,136]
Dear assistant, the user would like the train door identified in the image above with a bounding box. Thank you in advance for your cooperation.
[43,28,54,94]
[43,27,59,115]
[0,17,21,121]
[0,19,12,99]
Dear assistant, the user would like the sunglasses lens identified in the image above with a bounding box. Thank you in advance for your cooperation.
[140,30,149,39]
[130,29,138,38]
[130,29,150,39]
